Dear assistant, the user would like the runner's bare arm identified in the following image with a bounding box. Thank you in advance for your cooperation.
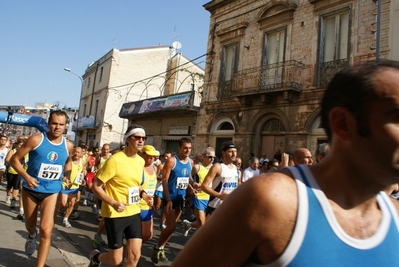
[201,163,222,198]
[10,134,41,187]
[172,171,298,267]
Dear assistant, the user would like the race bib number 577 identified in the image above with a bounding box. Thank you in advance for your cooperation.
[37,163,62,180]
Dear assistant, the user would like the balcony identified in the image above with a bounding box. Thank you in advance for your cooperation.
[220,60,306,99]
[72,115,101,131]
[318,59,348,88]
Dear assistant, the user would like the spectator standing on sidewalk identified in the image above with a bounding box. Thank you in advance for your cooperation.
[10,110,73,267]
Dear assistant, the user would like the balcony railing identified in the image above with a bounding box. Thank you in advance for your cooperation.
[220,60,306,99]
[318,59,348,88]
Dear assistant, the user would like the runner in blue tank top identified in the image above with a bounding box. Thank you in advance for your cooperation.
[151,137,193,264]
[172,60,399,266]
[10,110,73,267]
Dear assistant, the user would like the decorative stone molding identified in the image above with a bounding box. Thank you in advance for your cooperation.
[257,1,297,30]
[216,22,249,43]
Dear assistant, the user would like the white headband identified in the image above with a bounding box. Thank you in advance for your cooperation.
[124,128,146,143]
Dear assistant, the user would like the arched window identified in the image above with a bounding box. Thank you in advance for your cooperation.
[218,122,234,130]
[263,118,285,133]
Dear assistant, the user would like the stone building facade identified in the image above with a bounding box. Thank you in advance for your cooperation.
[76,46,204,150]
[195,0,397,161]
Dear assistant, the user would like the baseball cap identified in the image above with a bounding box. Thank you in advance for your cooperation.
[142,145,160,156]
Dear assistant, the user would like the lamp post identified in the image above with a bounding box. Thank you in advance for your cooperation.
[64,67,83,144]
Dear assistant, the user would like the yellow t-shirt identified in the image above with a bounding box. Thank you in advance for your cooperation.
[62,158,84,189]
[8,149,29,174]
[138,166,157,210]
[96,151,144,218]
[196,162,212,200]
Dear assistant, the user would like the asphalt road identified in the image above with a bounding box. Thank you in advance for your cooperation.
[54,200,194,266]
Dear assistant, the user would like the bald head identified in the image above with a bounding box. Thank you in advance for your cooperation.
[293,148,313,165]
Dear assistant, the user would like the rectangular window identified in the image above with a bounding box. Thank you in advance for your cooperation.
[87,77,91,89]
[94,99,99,124]
[99,67,103,83]
[262,28,285,66]
[83,104,87,117]
[317,7,351,87]
[221,43,239,82]
[218,42,239,99]
[261,27,286,89]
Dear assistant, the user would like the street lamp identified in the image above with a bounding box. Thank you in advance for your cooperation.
[64,68,83,84]
[64,67,83,144]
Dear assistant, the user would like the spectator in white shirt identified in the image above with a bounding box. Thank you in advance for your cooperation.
[242,157,260,182]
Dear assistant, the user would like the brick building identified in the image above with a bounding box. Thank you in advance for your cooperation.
[194,0,398,160]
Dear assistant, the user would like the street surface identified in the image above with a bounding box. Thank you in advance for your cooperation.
[0,182,194,266]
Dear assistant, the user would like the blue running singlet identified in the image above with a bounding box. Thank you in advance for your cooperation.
[23,133,69,194]
[245,164,399,267]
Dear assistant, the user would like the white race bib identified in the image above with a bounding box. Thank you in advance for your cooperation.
[176,177,189,189]
[74,173,84,185]
[37,163,62,180]
[128,186,140,205]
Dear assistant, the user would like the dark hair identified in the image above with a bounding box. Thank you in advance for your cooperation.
[48,110,68,124]
[178,137,192,147]
[321,60,399,142]
[79,144,88,150]
[221,141,236,151]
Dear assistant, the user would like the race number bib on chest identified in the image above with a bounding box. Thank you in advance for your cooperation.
[74,173,84,185]
[128,186,140,205]
[37,163,62,180]
[176,177,189,189]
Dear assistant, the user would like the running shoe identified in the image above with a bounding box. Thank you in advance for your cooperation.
[10,199,16,209]
[82,199,88,206]
[151,246,168,264]
[182,219,191,237]
[93,233,105,249]
[88,249,101,266]
[63,219,72,228]
[5,195,11,205]
[159,248,168,262]
[69,211,80,220]
[25,231,37,255]
[17,213,24,220]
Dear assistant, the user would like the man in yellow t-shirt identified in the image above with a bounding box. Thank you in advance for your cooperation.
[90,125,152,267]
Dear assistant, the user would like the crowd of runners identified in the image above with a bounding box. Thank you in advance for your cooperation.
[2,60,399,266]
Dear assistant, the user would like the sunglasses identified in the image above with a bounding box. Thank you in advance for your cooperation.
[131,136,147,141]
[207,156,216,159]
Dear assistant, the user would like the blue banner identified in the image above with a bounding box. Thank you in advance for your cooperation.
[0,111,49,133]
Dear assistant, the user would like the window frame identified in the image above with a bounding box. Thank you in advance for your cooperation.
[316,5,352,87]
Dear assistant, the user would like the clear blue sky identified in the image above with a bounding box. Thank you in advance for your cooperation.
[0,1,210,108]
